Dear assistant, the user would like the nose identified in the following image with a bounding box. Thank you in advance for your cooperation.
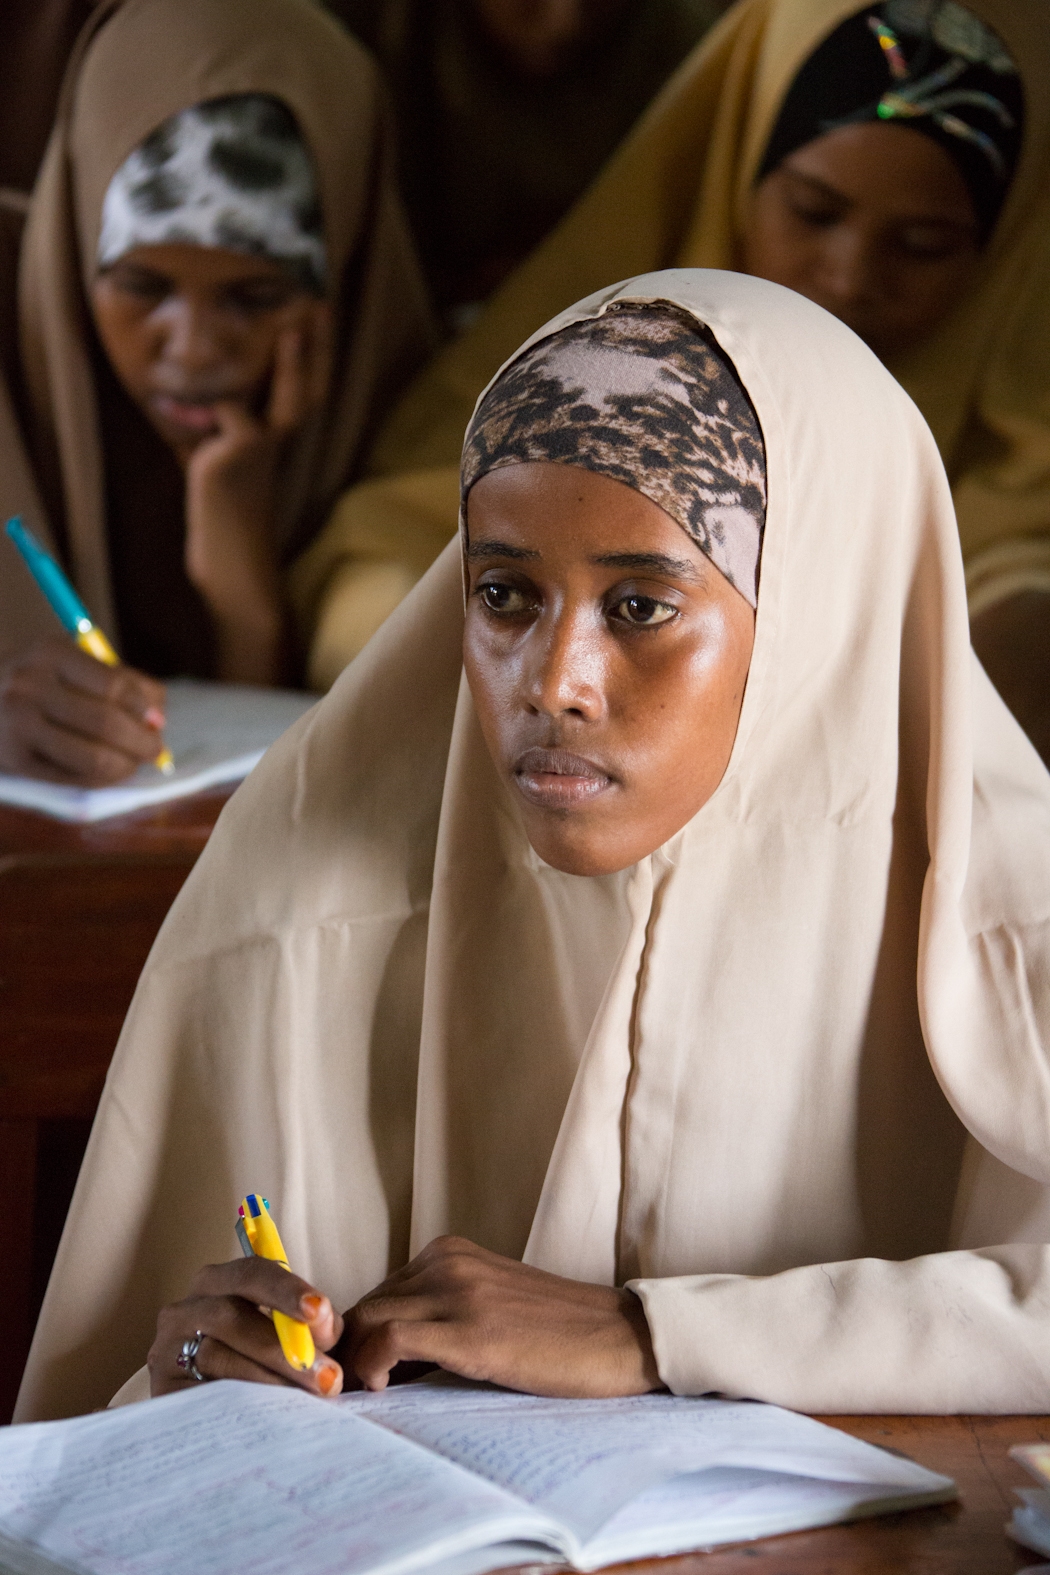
[813,227,881,312]
[156,295,233,376]
[523,603,605,722]
[534,0,586,43]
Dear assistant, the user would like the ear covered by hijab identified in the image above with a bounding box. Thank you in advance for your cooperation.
[304,0,1050,656]
[17,269,1050,1424]
[0,0,434,659]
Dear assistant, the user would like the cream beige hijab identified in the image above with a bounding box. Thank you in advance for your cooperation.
[0,0,434,659]
[17,270,1050,1424]
[297,0,1050,665]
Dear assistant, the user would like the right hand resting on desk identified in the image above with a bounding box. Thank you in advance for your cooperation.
[0,636,168,785]
[149,1257,344,1398]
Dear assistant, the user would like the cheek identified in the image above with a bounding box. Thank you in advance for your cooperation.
[232,318,283,376]
[740,200,815,290]
[91,295,152,385]
[616,621,751,812]
[462,613,515,753]
[893,255,976,318]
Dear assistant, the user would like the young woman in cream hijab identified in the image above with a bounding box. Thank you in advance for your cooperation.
[302,0,1050,758]
[16,268,1050,1422]
[0,0,433,786]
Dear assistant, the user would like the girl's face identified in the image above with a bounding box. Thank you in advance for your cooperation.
[469,0,629,78]
[741,121,981,361]
[463,462,755,877]
[91,243,323,463]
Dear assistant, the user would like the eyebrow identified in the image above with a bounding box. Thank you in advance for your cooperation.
[782,166,974,230]
[593,550,704,581]
[781,168,850,205]
[465,538,540,561]
[466,540,704,580]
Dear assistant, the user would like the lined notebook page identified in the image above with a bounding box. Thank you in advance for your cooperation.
[0,1378,958,1575]
[0,1383,563,1575]
[348,1382,955,1547]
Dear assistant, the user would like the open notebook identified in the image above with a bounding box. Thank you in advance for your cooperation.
[0,1376,954,1575]
[0,679,316,822]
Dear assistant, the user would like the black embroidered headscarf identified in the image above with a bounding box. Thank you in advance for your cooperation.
[461,303,767,607]
[758,0,1023,242]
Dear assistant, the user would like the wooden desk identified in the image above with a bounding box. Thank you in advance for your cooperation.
[550,1414,1050,1572]
[0,790,233,1423]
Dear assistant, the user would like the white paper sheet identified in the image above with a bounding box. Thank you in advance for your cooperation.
[347,1381,954,1545]
[0,680,314,821]
[0,1383,564,1575]
[582,1463,951,1569]
[0,1378,956,1575]
[1009,1489,1050,1559]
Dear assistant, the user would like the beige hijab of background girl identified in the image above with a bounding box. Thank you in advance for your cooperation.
[298,0,1050,675]
[17,269,1050,1424]
[0,0,433,664]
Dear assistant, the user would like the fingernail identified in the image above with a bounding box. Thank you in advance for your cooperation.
[144,706,166,730]
[313,1359,340,1396]
[300,1293,325,1320]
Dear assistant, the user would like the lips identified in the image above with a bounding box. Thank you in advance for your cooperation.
[150,394,226,434]
[513,746,614,810]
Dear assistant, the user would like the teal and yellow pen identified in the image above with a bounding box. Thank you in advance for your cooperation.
[4,514,174,774]
[236,1193,317,1372]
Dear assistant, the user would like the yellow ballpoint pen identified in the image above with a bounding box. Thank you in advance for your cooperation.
[236,1193,316,1372]
[4,514,174,773]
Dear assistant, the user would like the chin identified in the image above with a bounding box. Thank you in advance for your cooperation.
[523,822,635,879]
[147,418,206,461]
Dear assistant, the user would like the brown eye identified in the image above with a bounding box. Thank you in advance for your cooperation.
[895,225,969,260]
[479,582,530,614]
[612,595,677,627]
[790,201,840,229]
[224,279,301,314]
[105,268,170,302]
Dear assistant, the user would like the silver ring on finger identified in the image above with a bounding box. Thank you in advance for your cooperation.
[176,1330,207,1383]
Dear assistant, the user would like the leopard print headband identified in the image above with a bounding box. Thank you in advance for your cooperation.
[461,304,767,606]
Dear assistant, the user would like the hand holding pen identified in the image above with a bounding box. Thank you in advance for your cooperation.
[1,517,171,785]
[149,1194,344,1399]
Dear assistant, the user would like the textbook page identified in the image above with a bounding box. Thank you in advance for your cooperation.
[0,679,314,822]
[348,1379,955,1559]
[0,1382,565,1575]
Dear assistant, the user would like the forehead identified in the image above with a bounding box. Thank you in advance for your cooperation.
[99,242,304,286]
[783,122,978,219]
[465,463,711,575]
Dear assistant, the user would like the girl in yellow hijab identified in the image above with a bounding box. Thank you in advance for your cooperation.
[302,0,1050,758]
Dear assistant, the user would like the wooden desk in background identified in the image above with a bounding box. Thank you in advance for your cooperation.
[0,789,233,1424]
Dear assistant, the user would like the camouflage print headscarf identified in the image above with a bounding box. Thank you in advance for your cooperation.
[97,93,326,295]
[461,303,767,606]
